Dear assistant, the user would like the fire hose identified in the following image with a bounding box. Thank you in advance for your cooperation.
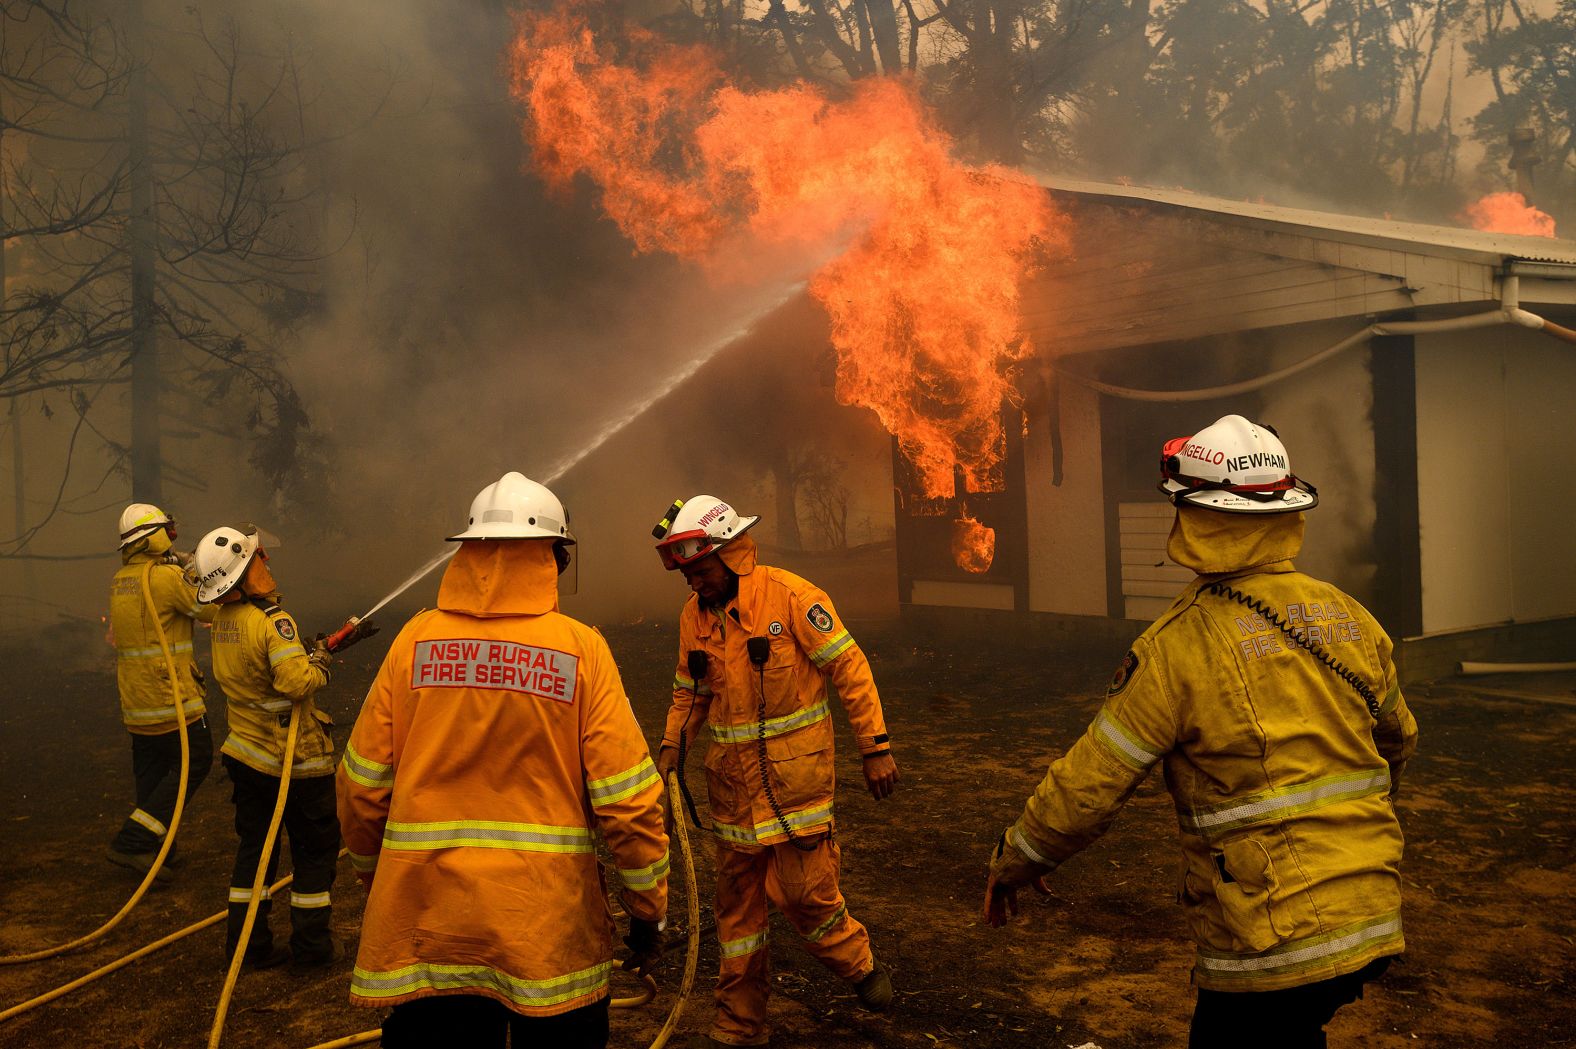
[208,706,302,1049]
[0,559,190,966]
[0,869,303,1024]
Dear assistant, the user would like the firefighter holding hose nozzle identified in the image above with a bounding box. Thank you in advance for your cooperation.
[336,473,668,1049]
[654,495,898,1049]
[106,503,215,882]
[195,524,343,971]
[983,415,1419,1048]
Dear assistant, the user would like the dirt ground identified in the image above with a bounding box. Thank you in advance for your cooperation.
[1,617,1572,1048]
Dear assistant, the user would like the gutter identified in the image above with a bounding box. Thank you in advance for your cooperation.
[1058,265,1576,402]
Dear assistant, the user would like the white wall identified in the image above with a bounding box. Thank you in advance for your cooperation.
[1416,327,1576,631]
[1256,319,1381,600]
[1023,374,1108,616]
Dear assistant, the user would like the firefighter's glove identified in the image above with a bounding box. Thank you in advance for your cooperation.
[983,829,1052,928]
[167,549,194,569]
[622,917,665,978]
[307,639,334,681]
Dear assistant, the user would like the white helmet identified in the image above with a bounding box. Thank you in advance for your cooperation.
[1159,415,1317,514]
[653,495,759,569]
[194,524,262,602]
[447,472,575,542]
[118,503,174,549]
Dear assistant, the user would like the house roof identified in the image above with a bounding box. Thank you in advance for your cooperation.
[1034,175,1576,267]
[1022,174,1576,355]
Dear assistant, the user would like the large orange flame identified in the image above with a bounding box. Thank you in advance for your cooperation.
[508,5,1066,504]
[951,516,996,574]
[1462,192,1557,238]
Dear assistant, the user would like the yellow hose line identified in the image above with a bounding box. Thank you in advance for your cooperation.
[300,1032,381,1049]
[208,705,300,1049]
[0,561,190,966]
[0,871,297,1025]
[648,772,701,1049]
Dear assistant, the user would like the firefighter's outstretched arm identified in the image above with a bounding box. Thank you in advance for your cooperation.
[985,638,1177,926]
[1369,636,1419,795]
[264,610,328,701]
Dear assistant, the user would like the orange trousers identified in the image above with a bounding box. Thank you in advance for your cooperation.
[709,831,874,1046]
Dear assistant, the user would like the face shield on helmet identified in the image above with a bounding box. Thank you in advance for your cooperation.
[193,523,281,602]
[118,503,175,549]
[652,495,760,570]
[1158,415,1317,514]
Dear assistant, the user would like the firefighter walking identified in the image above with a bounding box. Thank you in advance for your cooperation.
[654,495,898,1049]
[194,523,342,970]
[337,473,668,1049]
[106,503,215,880]
[983,415,1419,1048]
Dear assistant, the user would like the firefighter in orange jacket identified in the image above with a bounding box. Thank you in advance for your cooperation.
[338,473,668,1049]
[654,495,898,1049]
[107,503,216,880]
[983,416,1419,1048]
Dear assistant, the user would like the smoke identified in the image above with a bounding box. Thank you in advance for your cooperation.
[3,0,823,633]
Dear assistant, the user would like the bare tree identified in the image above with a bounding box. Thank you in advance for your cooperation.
[2,0,382,558]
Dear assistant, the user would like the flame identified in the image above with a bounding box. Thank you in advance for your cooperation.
[508,5,1067,509]
[1462,192,1557,238]
[951,516,995,574]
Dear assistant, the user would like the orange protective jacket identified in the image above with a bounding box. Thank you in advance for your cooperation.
[662,536,890,849]
[337,541,668,1016]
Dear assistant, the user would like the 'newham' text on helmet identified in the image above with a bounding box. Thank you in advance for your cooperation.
[1158,415,1317,514]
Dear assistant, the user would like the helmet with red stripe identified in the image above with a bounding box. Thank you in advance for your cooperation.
[653,495,759,569]
[1158,415,1317,514]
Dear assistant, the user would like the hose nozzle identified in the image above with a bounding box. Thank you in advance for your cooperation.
[323,616,362,653]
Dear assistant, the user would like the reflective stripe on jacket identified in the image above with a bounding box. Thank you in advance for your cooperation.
[337,540,668,1017]
[210,598,333,776]
[1010,510,1419,993]
[662,535,889,849]
[111,554,215,734]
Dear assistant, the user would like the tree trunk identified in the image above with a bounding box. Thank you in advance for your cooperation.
[127,0,162,502]
[773,460,803,550]
[863,0,902,74]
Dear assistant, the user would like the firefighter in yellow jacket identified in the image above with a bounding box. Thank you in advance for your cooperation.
[654,495,898,1049]
[338,473,668,1049]
[195,523,340,971]
[107,503,216,880]
[984,415,1419,1048]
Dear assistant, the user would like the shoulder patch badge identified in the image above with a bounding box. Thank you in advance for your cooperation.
[1108,649,1139,695]
[805,602,834,633]
[274,618,296,642]
[768,621,784,636]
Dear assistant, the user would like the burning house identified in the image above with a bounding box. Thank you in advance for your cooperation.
[560,176,1576,684]
[894,177,1576,682]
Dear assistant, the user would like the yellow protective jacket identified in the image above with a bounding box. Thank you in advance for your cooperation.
[211,596,334,777]
[111,548,215,734]
[337,541,668,1017]
[662,535,890,849]
[1009,508,1418,992]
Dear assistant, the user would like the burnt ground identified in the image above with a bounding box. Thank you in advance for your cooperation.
[1,619,1573,1048]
